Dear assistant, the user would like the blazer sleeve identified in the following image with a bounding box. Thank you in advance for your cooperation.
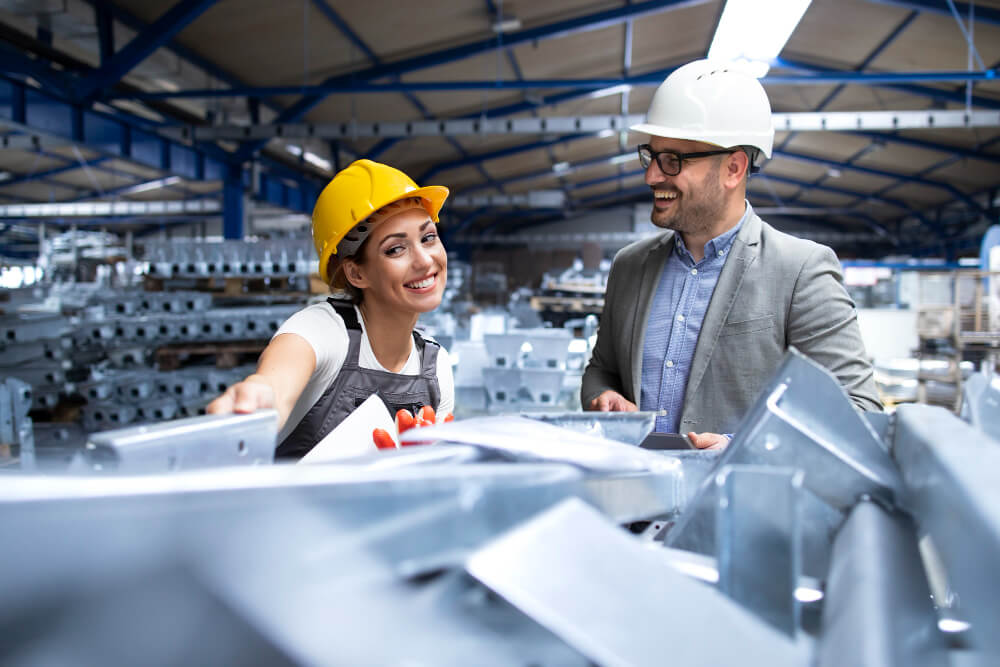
[581,252,628,407]
[786,245,884,413]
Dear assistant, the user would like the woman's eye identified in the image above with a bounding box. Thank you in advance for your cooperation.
[422,233,438,244]
[384,245,405,256]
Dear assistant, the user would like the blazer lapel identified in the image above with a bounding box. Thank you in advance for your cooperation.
[628,232,674,401]
[684,213,762,402]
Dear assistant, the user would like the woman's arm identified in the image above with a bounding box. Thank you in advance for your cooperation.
[206,333,317,430]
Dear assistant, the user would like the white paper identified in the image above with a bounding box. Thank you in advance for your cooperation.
[298,394,397,464]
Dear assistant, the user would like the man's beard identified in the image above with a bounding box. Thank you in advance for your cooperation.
[650,169,726,237]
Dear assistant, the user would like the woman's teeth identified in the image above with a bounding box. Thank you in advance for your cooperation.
[406,276,435,289]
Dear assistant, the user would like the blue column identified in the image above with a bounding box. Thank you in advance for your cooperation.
[223,163,244,239]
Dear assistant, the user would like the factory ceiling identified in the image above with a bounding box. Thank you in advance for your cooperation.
[0,0,998,258]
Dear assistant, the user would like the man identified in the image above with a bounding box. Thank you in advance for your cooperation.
[581,59,882,449]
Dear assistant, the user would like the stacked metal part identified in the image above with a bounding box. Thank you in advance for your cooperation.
[482,328,577,410]
[0,312,76,411]
[0,283,302,442]
[141,238,316,279]
[78,365,255,433]
[2,347,997,664]
[71,292,298,432]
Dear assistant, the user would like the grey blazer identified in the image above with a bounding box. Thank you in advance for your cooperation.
[581,211,883,435]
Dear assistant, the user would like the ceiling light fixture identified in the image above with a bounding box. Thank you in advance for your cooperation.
[708,0,813,77]
[118,176,181,195]
[492,16,522,33]
[586,84,632,100]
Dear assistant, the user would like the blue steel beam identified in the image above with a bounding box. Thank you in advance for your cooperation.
[78,0,284,116]
[74,0,218,102]
[118,69,999,99]
[775,57,1000,109]
[309,0,502,192]
[0,157,110,188]
[774,148,982,211]
[454,149,926,220]
[847,130,1000,165]
[235,0,708,160]
[0,42,76,98]
[422,135,590,181]
[779,10,919,154]
[0,74,323,219]
[95,3,114,66]
[866,0,1000,26]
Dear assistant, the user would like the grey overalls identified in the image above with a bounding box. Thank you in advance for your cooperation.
[275,299,441,460]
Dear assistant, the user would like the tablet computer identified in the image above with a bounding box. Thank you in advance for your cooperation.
[639,432,694,451]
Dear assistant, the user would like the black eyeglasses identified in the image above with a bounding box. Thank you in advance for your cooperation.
[637,144,737,176]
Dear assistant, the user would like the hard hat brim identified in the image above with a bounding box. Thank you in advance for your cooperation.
[629,123,773,158]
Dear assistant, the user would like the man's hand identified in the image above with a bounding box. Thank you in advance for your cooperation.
[206,380,275,415]
[687,432,730,450]
[588,390,638,412]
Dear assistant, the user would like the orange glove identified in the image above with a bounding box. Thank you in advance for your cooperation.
[372,428,396,450]
[376,407,454,449]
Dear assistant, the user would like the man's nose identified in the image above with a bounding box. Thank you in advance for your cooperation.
[645,161,667,186]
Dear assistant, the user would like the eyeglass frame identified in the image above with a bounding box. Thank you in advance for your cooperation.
[637,144,740,176]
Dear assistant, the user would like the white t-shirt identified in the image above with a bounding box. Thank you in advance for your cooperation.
[273,302,455,443]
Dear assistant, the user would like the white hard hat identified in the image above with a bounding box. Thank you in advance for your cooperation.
[631,59,774,158]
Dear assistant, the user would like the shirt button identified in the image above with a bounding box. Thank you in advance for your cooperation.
[677,314,685,322]
[666,360,674,368]
[718,250,725,257]
[691,268,698,275]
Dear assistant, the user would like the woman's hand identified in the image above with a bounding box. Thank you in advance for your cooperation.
[372,405,454,449]
[206,379,275,415]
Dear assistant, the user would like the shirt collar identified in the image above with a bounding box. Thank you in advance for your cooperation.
[674,200,753,264]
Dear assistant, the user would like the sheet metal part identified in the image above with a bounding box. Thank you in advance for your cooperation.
[82,410,278,472]
[521,410,656,445]
[0,466,589,666]
[404,415,682,473]
[3,377,34,468]
[716,465,803,637]
[666,349,896,574]
[960,371,1000,441]
[466,497,804,667]
[0,463,587,579]
[892,403,1000,652]
[816,500,948,667]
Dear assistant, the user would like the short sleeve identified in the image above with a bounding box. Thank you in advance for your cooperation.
[435,344,455,419]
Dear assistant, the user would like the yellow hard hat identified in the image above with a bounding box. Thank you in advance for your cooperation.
[312,159,449,283]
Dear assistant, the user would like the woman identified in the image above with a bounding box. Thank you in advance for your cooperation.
[207,159,454,460]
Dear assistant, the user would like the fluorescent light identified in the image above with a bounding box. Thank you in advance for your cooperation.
[586,84,632,100]
[552,161,571,173]
[118,176,181,195]
[492,17,522,33]
[286,144,332,171]
[303,151,331,171]
[608,153,635,166]
[938,618,970,633]
[708,0,812,66]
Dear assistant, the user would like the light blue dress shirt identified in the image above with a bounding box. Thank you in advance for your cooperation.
[639,204,753,433]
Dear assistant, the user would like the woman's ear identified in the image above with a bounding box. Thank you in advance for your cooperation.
[343,259,369,289]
